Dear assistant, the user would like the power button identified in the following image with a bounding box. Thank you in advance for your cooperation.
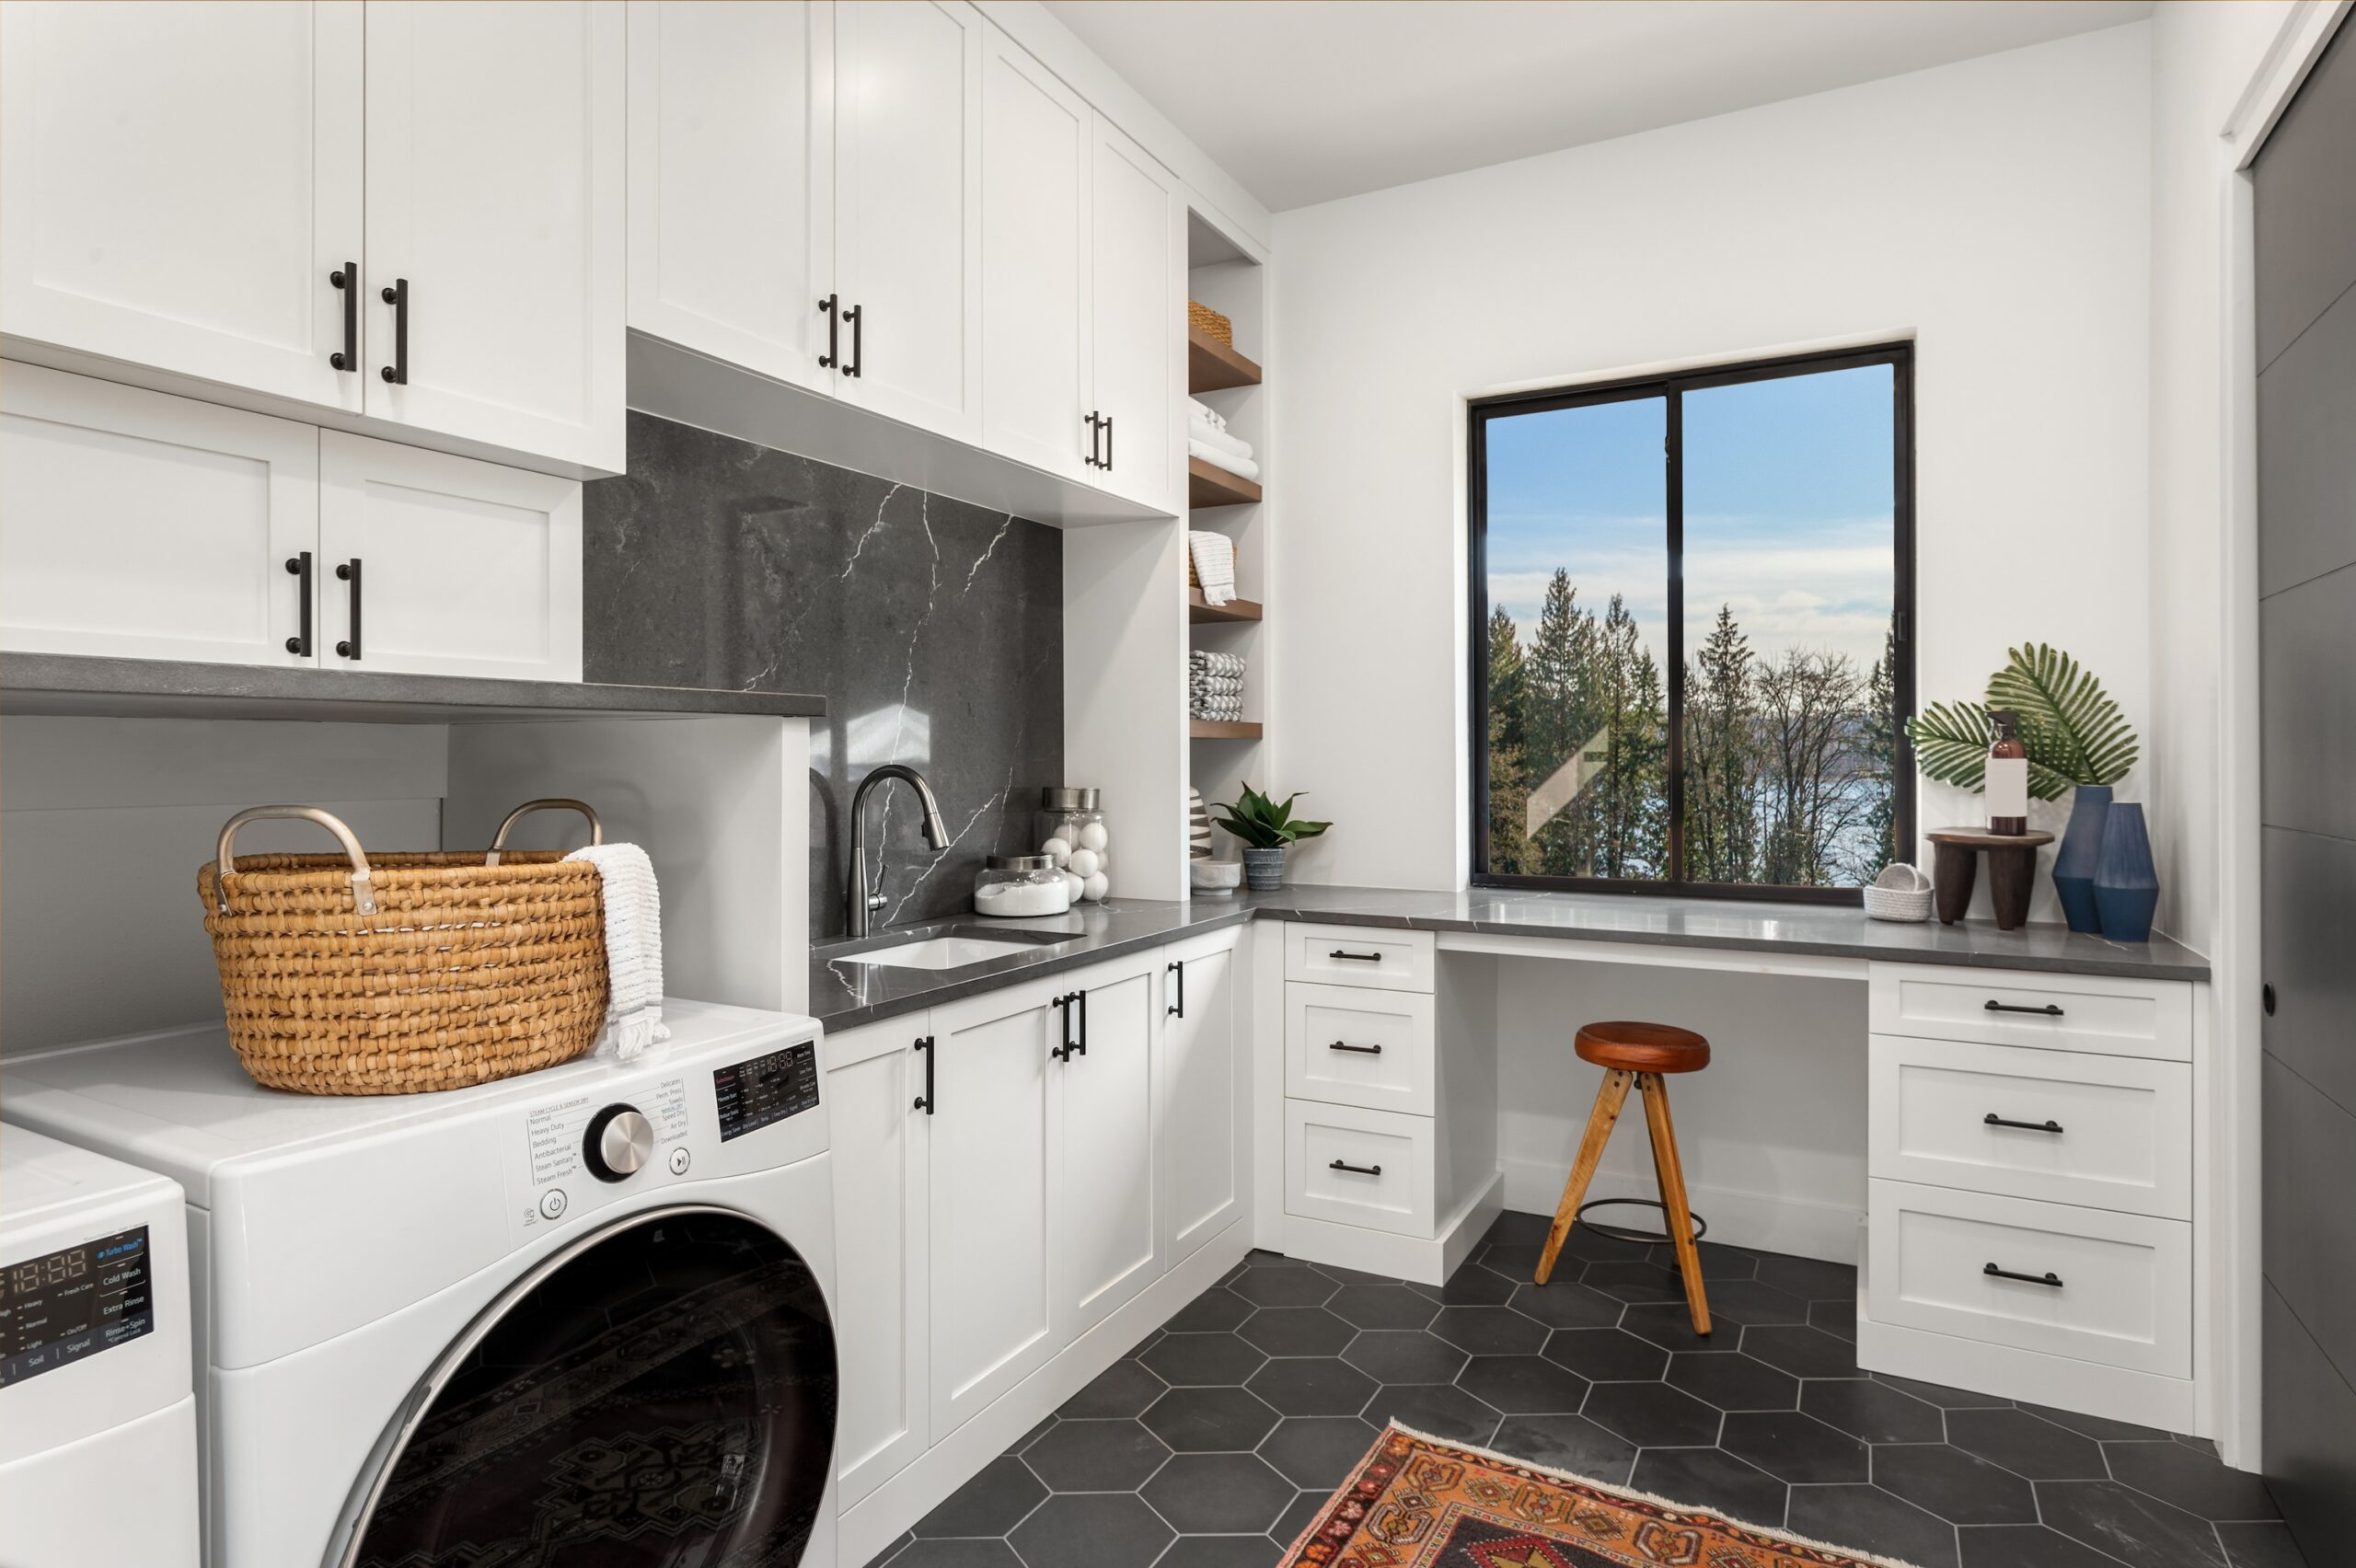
[539,1189,569,1220]
[667,1147,692,1176]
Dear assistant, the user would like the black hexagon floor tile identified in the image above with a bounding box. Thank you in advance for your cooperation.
[1800,1378,1946,1444]
[914,1456,1047,1538]
[1155,1536,1286,1568]
[1738,1324,1862,1379]
[1021,1418,1170,1493]
[1720,1410,1869,1484]
[1872,1441,2038,1525]
[1581,1379,1724,1447]
[1618,1301,1740,1354]
[1142,1452,1296,1535]
[1456,1354,1590,1415]
[1696,1277,1812,1325]
[2104,1439,2281,1522]
[1945,1408,2108,1481]
[1958,1523,2134,1567]
[2035,1480,2232,1568]
[1057,1358,1167,1420]
[1360,1382,1502,1446]
[1488,1412,1638,1484]
[1628,1446,1788,1528]
[1237,1306,1356,1357]
[1008,1493,1172,1568]
[1246,1356,1381,1418]
[1581,1259,1689,1304]
[1665,1351,1799,1412]
[1646,1239,1762,1280]
[1505,1280,1624,1330]
[1753,1253,1859,1300]
[1784,1483,1958,1568]
[1871,1371,2010,1409]
[889,1539,1026,1568]
[1482,1210,1553,1247]
[1257,1415,1380,1490]
[1428,1305,1549,1356]
[1341,1329,1468,1385]
[1228,1265,1338,1309]
[1142,1333,1269,1387]
[2214,1521,2309,1568]
[1326,1283,1438,1331]
[1164,1287,1255,1334]
[1408,1265,1517,1307]
[1141,1386,1280,1452]
[1542,1327,1669,1382]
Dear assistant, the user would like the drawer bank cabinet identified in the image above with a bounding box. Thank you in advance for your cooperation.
[821,926,1244,1546]
[1860,963,2200,1429]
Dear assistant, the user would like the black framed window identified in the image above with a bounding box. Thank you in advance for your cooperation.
[1471,343,1914,904]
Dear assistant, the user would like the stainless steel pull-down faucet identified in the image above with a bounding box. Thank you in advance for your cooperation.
[848,764,951,938]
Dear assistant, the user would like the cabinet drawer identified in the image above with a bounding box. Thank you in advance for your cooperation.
[1869,964,2191,1061]
[1285,1100,1434,1237]
[1286,983,1435,1115]
[1866,1180,2189,1376]
[1870,1037,2189,1217]
[1283,923,1435,993]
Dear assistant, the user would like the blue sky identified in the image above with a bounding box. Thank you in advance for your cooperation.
[1484,363,1896,674]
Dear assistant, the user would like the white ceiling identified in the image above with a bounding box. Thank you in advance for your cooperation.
[1045,1,2154,213]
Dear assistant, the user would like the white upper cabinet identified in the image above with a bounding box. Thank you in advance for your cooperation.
[832,0,984,442]
[0,0,364,412]
[979,25,1091,481]
[363,1,624,472]
[0,364,319,666]
[626,0,835,397]
[1087,115,1181,513]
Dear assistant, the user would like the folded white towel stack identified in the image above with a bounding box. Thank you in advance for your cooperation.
[1188,530,1238,605]
[565,842,670,1060]
[1189,649,1247,721]
[1187,397,1228,433]
[1187,398,1259,482]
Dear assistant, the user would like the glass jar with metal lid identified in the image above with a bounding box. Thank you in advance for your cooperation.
[1034,787,1110,902]
[974,854,1071,917]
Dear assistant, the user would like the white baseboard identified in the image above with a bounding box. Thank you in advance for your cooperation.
[1498,1156,1860,1265]
[1855,1298,2200,1437]
[1280,1173,1504,1286]
[837,1221,1254,1568]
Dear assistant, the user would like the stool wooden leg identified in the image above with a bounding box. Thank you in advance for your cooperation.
[1637,1072,1712,1336]
[1535,1068,1632,1286]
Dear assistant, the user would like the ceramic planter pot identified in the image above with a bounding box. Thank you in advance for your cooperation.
[1241,846,1288,892]
[2052,784,2112,934]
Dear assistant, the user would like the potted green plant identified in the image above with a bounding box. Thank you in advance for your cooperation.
[1211,784,1330,891]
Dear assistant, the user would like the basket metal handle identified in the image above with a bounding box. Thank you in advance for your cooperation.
[484,799,602,867]
[214,805,376,915]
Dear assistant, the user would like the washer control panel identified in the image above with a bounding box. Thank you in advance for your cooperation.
[713,1042,820,1142]
[0,1225,153,1389]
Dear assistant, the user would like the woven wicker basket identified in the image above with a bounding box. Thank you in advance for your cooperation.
[198,801,611,1096]
[1188,298,1232,345]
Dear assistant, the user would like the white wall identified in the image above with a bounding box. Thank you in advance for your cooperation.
[1269,25,2155,919]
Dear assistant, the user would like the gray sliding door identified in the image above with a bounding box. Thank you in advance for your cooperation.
[2256,15,2356,1558]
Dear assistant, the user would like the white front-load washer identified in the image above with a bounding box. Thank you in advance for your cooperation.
[5,999,838,1568]
[0,1124,202,1568]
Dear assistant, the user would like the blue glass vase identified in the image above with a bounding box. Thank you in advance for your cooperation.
[2092,801,2159,943]
[2052,785,2112,934]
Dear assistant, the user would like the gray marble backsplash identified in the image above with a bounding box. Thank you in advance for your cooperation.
[583,412,1063,941]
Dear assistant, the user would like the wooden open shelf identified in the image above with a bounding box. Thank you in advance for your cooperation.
[1189,456,1261,509]
[1188,588,1263,624]
[1188,326,1262,393]
[1189,719,1263,740]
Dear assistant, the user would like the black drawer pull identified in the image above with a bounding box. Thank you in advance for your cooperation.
[334,558,362,660]
[841,302,861,377]
[284,551,313,655]
[912,1035,934,1114]
[1985,1000,2063,1017]
[1983,1262,2063,1288]
[1328,1159,1383,1177]
[1330,949,1384,963]
[1168,959,1184,1018]
[329,264,357,371]
[1984,1113,2063,1134]
[1083,410,1103,467]
[379,278,408,384]
[1328,1041,1383,1055]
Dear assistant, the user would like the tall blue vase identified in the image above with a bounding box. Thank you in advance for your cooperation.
[2052,784,2112,934]
[2092,801,2159,943]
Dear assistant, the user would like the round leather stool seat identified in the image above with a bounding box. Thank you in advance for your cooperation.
[1574,1020,1711,1075]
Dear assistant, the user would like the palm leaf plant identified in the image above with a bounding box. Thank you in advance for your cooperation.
[1211,783,1331,848]
[1905,643,2136,800]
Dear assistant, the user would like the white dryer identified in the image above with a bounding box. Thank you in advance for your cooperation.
[0,1124,201,1568]
[5,999,838,1568]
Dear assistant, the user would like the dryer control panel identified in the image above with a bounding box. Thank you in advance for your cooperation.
[0,1225,153,1389]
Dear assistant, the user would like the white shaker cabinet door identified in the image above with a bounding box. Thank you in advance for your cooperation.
[1159,930,1243,1267]
[978,24,1091,480]
[1087,114,1181,514]
[0,364,320,666]
[1051,961,1161,1341]
[832,0,983,443]
[364,0,625,472]
[824,1016,931,1506]
[626,0,836,396]
[318,432,583,682]
[926,974,1058,1439]
[0,0,364,412]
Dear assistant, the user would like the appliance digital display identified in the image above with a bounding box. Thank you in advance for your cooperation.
[714,1042,819,1142]
[0,1225,154,1389]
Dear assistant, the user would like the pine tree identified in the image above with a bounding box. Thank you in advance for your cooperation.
[1484,605,1534,874]
[1683,605,1759,882]
[1861,619,1900,881]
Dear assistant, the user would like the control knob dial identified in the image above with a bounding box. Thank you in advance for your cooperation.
[583,1103,655,1182]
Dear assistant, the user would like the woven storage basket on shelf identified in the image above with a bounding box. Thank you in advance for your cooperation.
[1864,861,1935,923]
[1187,298,1232,345]
[197,801,610,1096]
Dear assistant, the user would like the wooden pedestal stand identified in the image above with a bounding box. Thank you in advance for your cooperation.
[1925,828,2055,930]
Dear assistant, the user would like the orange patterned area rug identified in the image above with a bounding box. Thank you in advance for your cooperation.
[1281,1424,1925,1568]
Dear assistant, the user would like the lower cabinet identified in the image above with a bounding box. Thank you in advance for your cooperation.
[1161,928,1243,1265]
[1053,959,1162,1341]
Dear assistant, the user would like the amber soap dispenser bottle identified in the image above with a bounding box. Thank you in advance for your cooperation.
[1986,709,2029,836]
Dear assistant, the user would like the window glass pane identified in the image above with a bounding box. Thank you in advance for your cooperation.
[1483,396,1670,881]
[1681,364,1898,888]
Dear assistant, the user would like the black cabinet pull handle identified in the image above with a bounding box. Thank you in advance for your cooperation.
[1983,1262,2063,1288]
[1328,1159,1382,1177]
[334,558,362,659]
[1082,411,1103,467]
[1076,986,1088,1056]
[841,302,861,377]
[913,1035,935,1114]
[1984,1000,2062,1017]
[818,294,838,369]
[1053,992,1084,1061]
[1329,1040,1383,1055]
[379,278,408,384]
[1103,413,1113,470]
[1168,960,1184,1018]
[329,264,357,371]
[1983,1113,2063,1134]
[1330,949,1384,963]
[284,551,312,655]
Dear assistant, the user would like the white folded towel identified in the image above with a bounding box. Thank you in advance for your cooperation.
[1188,420,1254,464]
[565,842,669,1059]
[1188,530,1237,605]
[1187,397,1227,433]
[1187,438,1261,483]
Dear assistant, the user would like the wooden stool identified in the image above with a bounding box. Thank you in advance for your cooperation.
[1533,1020,1714,1336]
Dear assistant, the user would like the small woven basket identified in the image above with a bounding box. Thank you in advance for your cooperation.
[1187,298,1232,345]
[198,801,611,1096]
[1864,861,1935,923]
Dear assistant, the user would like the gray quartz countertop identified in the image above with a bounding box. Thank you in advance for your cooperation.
[810,883,2209,1030]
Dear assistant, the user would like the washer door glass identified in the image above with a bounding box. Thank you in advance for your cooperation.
[351,1208,835,1567]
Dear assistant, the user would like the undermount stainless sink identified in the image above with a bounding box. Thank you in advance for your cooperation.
[830,925,1073,973]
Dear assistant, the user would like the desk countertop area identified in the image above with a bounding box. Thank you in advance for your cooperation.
[809,885,2209,1029]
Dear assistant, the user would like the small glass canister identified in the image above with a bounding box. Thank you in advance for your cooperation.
[974,855,1071,917]
[1034,786,1110,902]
